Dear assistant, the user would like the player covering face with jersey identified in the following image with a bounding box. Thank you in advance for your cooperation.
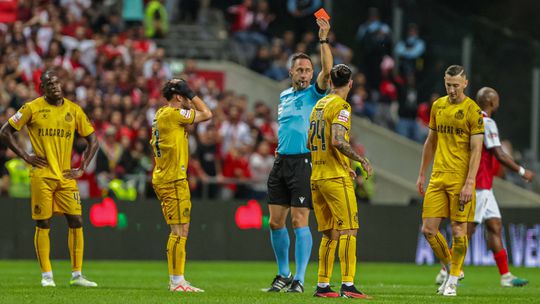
[152,79,212,292]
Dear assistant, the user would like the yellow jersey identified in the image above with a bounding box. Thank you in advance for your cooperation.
[429,96,484,175]
[150,106,195,184]
[8,97,95,180]
[309,94,352,180]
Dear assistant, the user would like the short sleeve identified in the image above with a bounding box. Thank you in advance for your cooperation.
[309,83,327,106]
[468,105,484,135]
[331,102,352,130]
[428,100,437,131]
[313,82,327,96]
[75,106,95,137]
[484,118,501,149]
[176,108,196,125]
[8,103,32,131]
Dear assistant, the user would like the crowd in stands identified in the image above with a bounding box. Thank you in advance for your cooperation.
[0,1,528,202]
[0,0,306,202]
[226,2,429,144]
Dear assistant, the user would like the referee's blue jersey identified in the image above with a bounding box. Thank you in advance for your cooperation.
[276,83,326,155]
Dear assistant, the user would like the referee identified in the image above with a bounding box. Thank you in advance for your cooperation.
[264,17,333,293]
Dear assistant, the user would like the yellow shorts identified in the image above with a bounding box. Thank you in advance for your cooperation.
[311,177,359,232]
[153,179,191,225]
[31,177,81,220]
[422,172,476,222]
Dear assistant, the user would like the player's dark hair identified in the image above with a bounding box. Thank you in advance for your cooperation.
[330,64,352,88]
[290,52,312,68]
[445,65,466,78]
[162,79,182,100]
[40,68,58,85]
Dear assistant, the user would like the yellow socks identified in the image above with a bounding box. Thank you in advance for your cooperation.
[450,236,468,276]
[34,227,52,273]
[318,235,359,284]
[68,228,84,272]
[339,235,357,283]
[167,234,187,276]
[36,227,84,275]
[317,237,337,284]
[426,232,451,265]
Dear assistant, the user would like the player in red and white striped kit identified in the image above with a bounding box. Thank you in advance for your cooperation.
[470,87,534,286]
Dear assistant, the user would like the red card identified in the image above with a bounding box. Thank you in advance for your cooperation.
[314,8,330,20]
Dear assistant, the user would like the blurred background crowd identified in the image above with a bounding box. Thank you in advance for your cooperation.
[0,0,532,203]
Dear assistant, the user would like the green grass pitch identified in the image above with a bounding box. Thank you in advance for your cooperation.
[1,260,538,303]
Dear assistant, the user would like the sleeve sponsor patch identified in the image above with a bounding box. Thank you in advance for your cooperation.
[337,109,350,123]
[179,109,191,119]
[10,111,23,123]
[339,109,350,118]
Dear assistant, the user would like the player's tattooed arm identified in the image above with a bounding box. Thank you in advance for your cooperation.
[331,123,373,178]
[331,124,362,161]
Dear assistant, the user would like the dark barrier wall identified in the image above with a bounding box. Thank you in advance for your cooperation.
[1,198,539,265]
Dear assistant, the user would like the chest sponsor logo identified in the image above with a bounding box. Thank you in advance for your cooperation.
[437,124,465,136]
[436,106,446,116]
[38,128,72,138]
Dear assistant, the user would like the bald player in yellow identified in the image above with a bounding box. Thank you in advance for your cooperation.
[416,65,484,297]
[151,79,212,292]
[309,64,373,299]
[0,68,99,287]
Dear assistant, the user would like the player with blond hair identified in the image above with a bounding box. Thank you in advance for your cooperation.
[417,65,484,296]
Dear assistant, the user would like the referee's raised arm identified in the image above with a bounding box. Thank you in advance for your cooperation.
[316,18,332,91]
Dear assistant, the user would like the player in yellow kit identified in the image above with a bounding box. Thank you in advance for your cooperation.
[0,68,99,287]
[416,65,484,296]
[151,79,212,292]
[309,64,373,299]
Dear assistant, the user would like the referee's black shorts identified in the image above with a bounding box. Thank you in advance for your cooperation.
[267,153,312,208]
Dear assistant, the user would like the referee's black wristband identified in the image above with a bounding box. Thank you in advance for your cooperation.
[319,39,329,44]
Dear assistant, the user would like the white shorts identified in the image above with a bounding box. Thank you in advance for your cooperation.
[473,189,501,223]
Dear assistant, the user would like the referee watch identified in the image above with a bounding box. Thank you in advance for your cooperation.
[319,39,329,44]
